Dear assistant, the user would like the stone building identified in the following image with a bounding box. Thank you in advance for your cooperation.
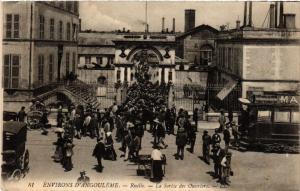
[175,24,218,111]
[2,1,80,111]
[209,2,300,111]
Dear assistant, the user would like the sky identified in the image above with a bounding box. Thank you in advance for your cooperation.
[79,1,300,32]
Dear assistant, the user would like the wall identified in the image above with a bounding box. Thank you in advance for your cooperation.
[243,45,300,81]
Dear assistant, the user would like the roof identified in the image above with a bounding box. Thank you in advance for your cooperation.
[176,24,219,40]
[78,32,117,46]
[3,121,27,134]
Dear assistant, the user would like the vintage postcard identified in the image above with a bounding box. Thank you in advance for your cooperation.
[1,1,299,191]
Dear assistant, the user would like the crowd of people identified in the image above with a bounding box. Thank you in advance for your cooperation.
[13,78,240,185]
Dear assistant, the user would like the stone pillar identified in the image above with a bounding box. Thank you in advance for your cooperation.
[168,84,174,108]
[158,68,162,84]
[164,68,170,83]
[116,87,122,105]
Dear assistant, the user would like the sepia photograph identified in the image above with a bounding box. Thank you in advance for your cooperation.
[1,1,300,191]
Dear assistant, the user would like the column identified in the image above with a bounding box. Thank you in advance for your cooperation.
[164,68,170,83]
[120,67,125,83]
[172,68,176,83]
[127,67,131,83]
[158,68,162,84]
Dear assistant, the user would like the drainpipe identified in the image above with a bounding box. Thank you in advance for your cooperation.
[29,2,33,90]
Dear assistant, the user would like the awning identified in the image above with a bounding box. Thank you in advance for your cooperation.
[216,80,238,100]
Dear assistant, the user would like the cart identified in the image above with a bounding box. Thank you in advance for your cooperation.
[2,121,29,181]
[136,154,166,178]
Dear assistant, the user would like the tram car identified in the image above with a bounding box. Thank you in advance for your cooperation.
[238,92,299,153]
[2,121,29,180]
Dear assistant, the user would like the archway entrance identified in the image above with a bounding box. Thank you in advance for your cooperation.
[130,49,160,83]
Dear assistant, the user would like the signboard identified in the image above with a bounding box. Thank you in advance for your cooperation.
[216,80,237,100]
[252,94,299,105]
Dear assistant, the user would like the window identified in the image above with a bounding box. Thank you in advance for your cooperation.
[72,52,76,73]
[6,14,19,38]
[291,112,300,123]
[72,24,77,41]
[66,22,70,40]
[6,14,12,38]
[117,70,121,81]
[59,1,64,9]
[97,57,103,66]
[74,2,79,14]
[274,111,290,123]
[168,71,172,81]
[124,67,128,81]
[3,55,20,89]
[228,48,232,71]
[58,21,63,40]
[13,14,19,38]
[49,54,54,82]
[50,18,55,40]
[85,56,91,65]
[257,110,271,122]
[39,15,45,39]
[66,1,72,12]
[200,45,213,65]
[38,55,44,84]
[66,52,70,75]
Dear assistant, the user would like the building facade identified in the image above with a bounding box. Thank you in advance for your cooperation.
[210,27,300,111]
[2,1,80,110]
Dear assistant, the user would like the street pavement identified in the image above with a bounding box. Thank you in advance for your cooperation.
[2,121,300,191]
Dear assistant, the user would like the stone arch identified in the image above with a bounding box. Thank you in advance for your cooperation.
[126,46,164,62]
[97,76,107,85]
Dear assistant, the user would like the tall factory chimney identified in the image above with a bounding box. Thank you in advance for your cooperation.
[243,2,248,27]
[236,20,241,30]
[279,2,284,28]
[172,18,175,33]
[275,2,278,27]
[162,17,165,32]
[79,18,82,32]
[269,4,275,28]
[184,9,195,32]
[248,1,253,27]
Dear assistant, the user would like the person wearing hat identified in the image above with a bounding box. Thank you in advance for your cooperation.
[212,143,226,180]
[105,132,117,161]
[220,152,232,185]
[150,147,164,182]
[93,138,106,172]
[53,130,64,162]
[218,109,226,132]
[202,130,211,164]
[230,121,240,147]
[64,138,74,171]
[223,125,231,153]
[175,127,188,160]
[77,171,90,183]
[211,129,221,149]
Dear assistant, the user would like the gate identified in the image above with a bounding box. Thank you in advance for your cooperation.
[207,83,242,112]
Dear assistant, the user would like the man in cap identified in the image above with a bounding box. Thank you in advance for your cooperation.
[212,128,221,148]
[223,125,231,152]
[202,130,211,164]
[218,109,226,132]
[150,146,164,182]
[77,171,90,183]
[231,121,240,147]
[93,138,106,172]
[175,127,188,160]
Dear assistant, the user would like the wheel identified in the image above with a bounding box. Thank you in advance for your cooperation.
[24,150,29,170]
[10,169,22,181]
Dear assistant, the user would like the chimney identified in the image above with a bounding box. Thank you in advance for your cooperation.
[279,2,284,28]
[122,27,125,32]
[269,4,275,28]
[284,14,296,29]
[172,18,175,33]
[243,1,248,27]
[236,20,241,30]
[248,1,252,27]
[275,2,278,27]
[79,18,82,32]
[162,17,165,32]
[146,24,149,33]
[184,9,195,32]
